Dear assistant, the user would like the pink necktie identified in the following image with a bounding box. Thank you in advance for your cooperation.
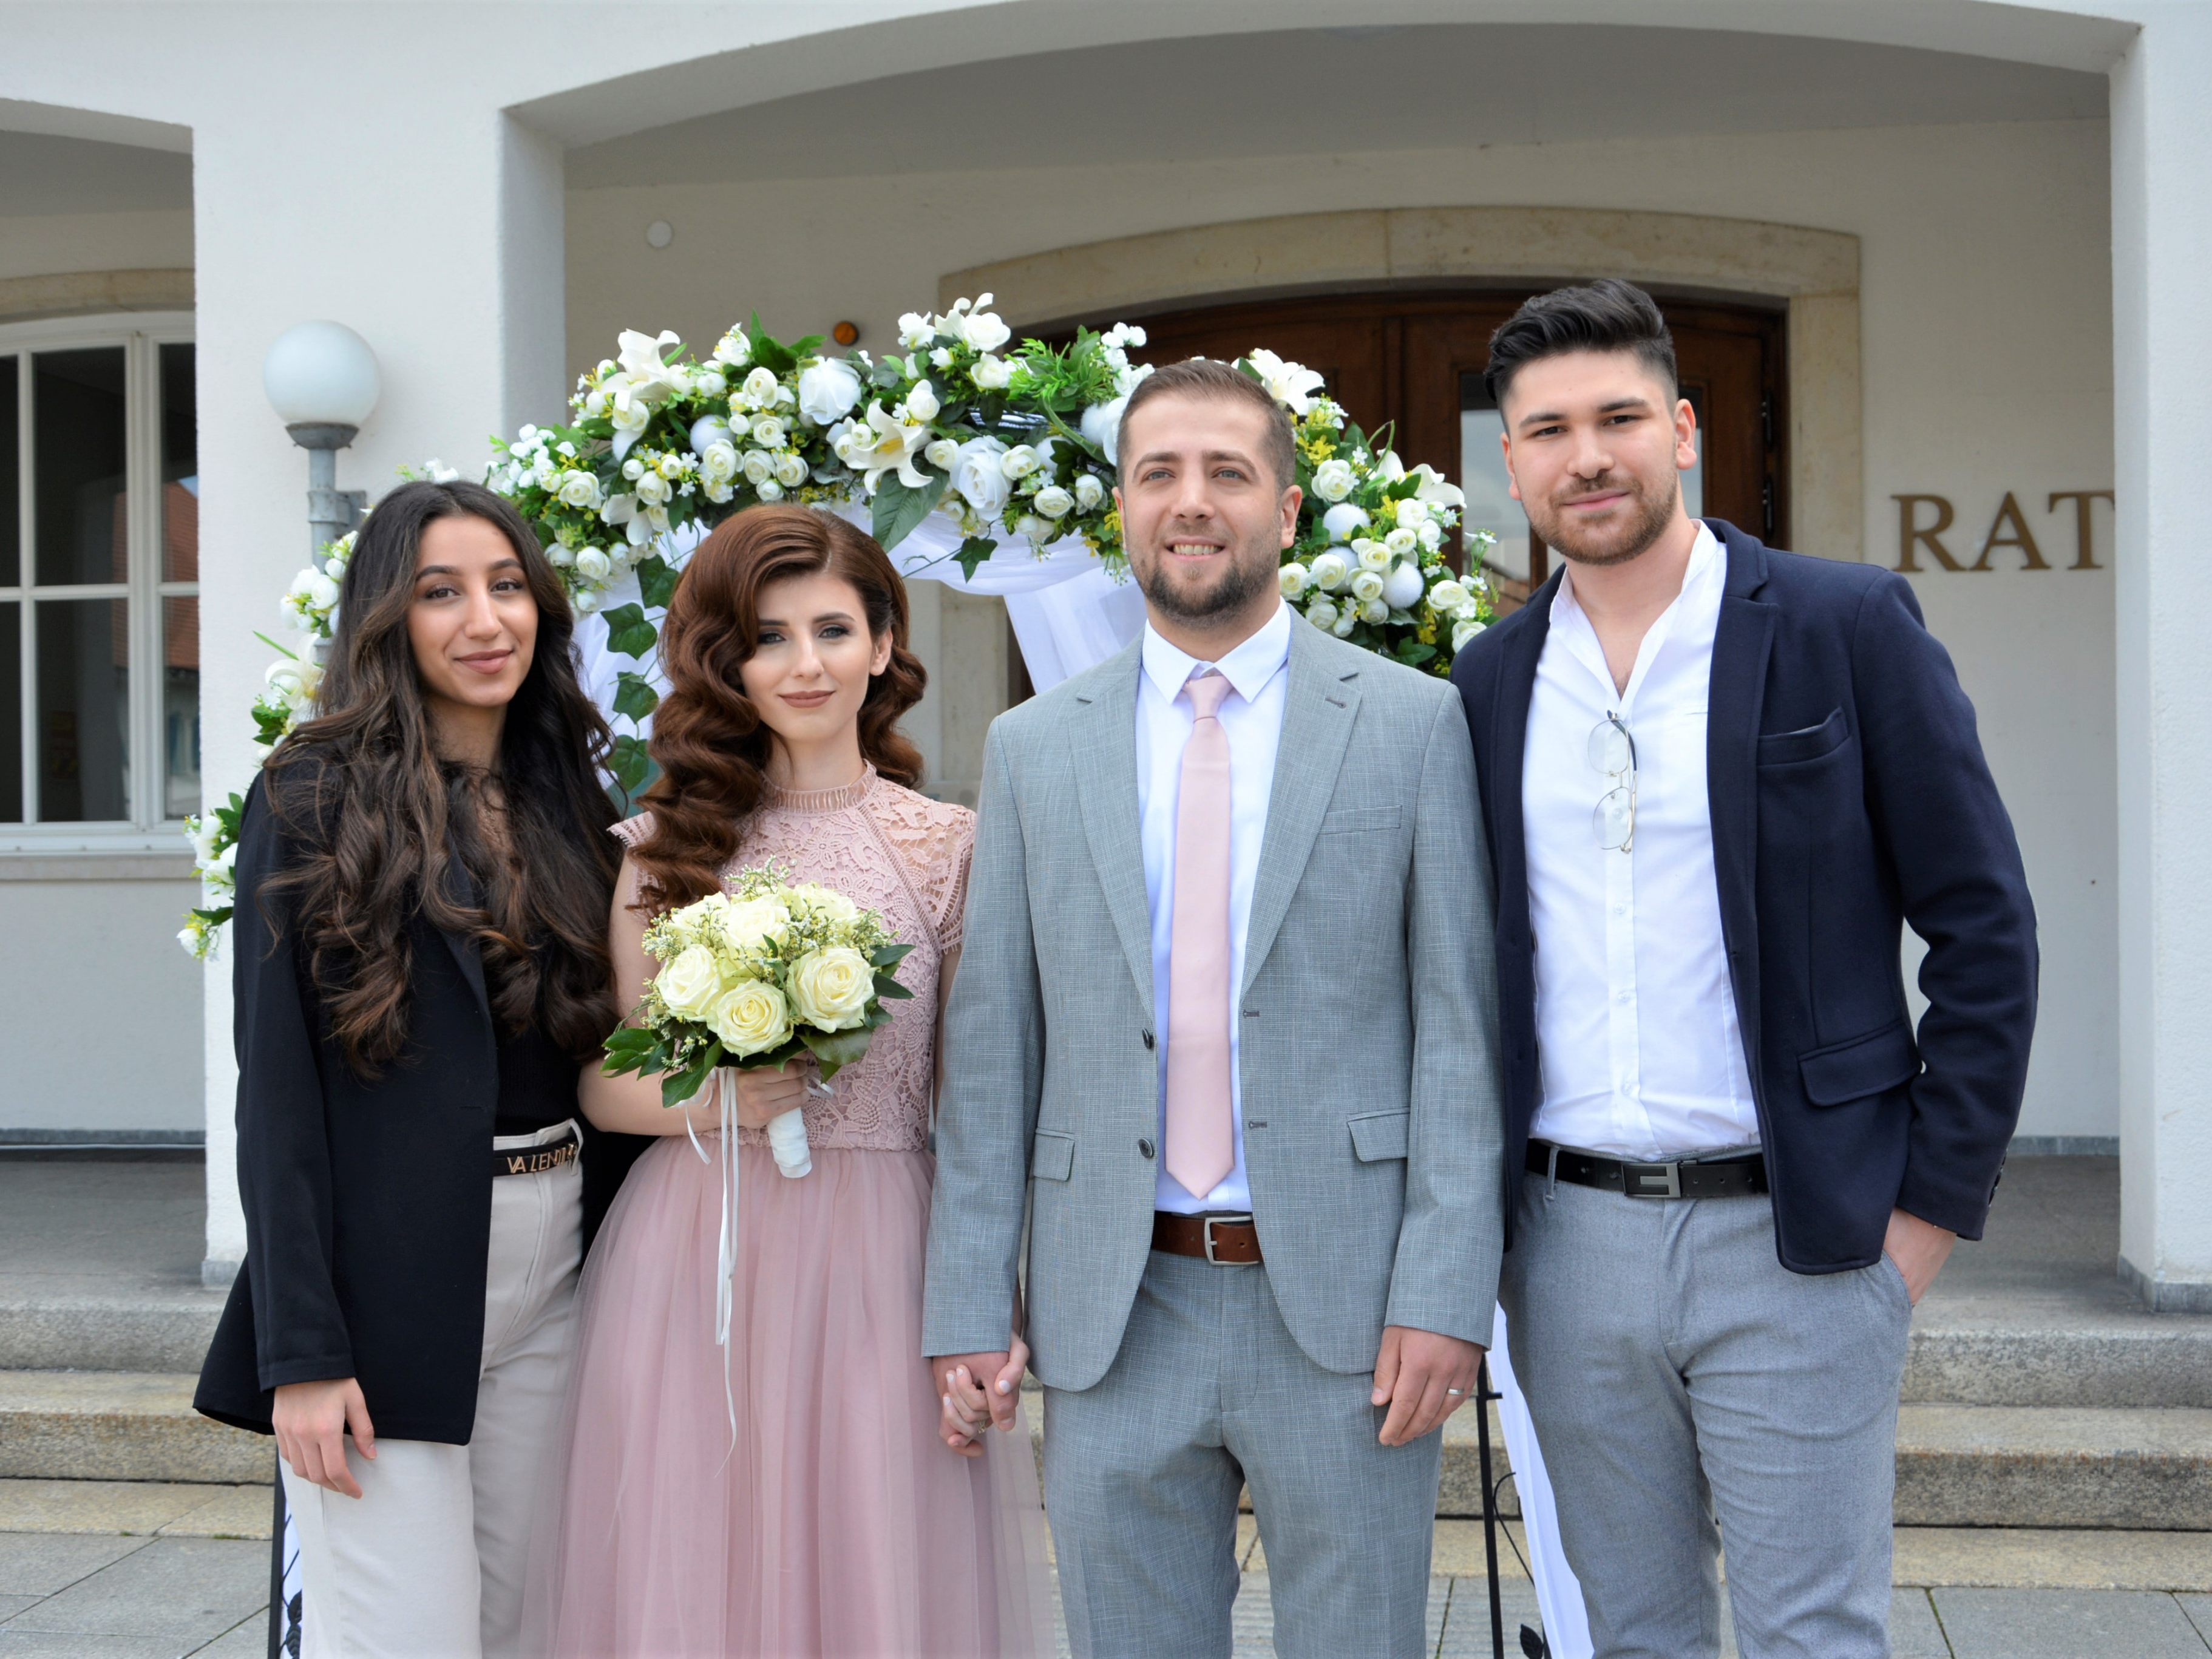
[1166,670,1235,1200]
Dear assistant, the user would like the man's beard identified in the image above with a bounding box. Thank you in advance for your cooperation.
[1530,472,1678,569]
[1136,534,1275,623]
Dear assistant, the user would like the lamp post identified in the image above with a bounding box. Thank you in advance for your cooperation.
[262,321,381,554]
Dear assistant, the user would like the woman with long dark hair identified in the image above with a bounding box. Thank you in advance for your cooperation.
[195,478,633,1658]
[529,506,1050,1656]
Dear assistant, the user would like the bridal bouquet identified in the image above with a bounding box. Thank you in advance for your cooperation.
[601,864,913,1179]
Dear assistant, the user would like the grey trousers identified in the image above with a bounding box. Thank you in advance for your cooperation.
[1042,1249,1442,1659]
[1501,1170,1912,1659]
[283,1122,582,1659]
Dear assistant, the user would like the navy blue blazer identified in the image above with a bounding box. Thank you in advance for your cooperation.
[1452,520,2038,1273]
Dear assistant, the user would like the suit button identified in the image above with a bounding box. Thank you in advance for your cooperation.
[1138,1138,1156,1159]
[1141,1030,1155,1050]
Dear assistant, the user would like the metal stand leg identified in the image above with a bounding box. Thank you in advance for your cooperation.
[267,1457,285,1659]
[1477,1357,1505,1659]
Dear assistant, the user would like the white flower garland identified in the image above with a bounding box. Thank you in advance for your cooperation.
[179,302,1494,958]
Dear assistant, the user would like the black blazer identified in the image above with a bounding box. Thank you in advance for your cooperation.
[195,776,643,1444]
[1452,520,2038,1273]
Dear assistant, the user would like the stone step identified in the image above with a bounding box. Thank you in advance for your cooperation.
[1902,1309,2212,1408]
[0,1371,269,1485]
[1892,1403,2212,1530]
[0,1294,225,1374]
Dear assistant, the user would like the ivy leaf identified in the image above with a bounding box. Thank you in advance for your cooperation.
[612,671,660,722]
[870,471,949,551]
[635,554,679,611]
[601,602,658,661]
[954,537,997,579]
[608,735,653,800]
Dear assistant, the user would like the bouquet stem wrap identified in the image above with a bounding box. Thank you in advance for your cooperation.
[765,1105,812,1178]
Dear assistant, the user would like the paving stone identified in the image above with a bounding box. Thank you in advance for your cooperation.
[1435,1576,1549,1658]
[1894,1524,2212,1591]
[1888,1587,1955,1658]
[160,1485,273,1541]
[1932,1587,2212,1658]
[2,1536,265,1647]
[0,1599,34,1623]
[0,1533,146,1596]
[0,1479,249,1537]
[2182,1593,2212,1646]
[185,1615,269,1657]
[0,1635,193,1658]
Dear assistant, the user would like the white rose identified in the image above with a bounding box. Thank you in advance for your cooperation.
[1396,497,1431,531]
[740,367,781,408]
[1382,563,1427,611]
[1073,472,1107,511]
[1079,398,1128,464]
[1309,550,1350,592]
[708,980,792,1058]
[572,589,602,614]
[1306,598,1339,631]
[1016,514,1056,546]
[712,331,751,368]
[656,945,722,1021]
[305,571,341,611]
[690,415,733,457]
[1331,611,1357,638]
[656,452,687,480]
[717,896,789,954]
[1357,540,1393,573]
[773,452,809,487]
[633,472,671,507]
[574,548,612,583]
[1350,569,1386,605]
[1430,580,1471,612]
[741,450,776,486]
[1000,444,1041,480]
[951,437,1011,517]
[1385,527,1419,558]
[903,380,940,422]
[752,417,787,449]
[1418,520,1444,551]
[787,946,875,1033]
[756,479,785,501]
[1321,503,1369,543]
[1279,561,1310,599]
[925,438,960,470]
[622,457,646,481]
[1453,618,1487,653]
[956,308,1013,355]
[559,474,605,514]
[970,353,1014,391]
[1033,484,1074,519]
[1360,599,1389,625]
[1311,458,1355,503]
[789,883,861,926]
[699,440,739,486]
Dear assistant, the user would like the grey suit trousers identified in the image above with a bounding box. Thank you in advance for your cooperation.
[1043,1250,1442,1659]
[1501,1170,1912,1659]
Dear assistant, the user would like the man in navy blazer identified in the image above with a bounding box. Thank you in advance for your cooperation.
[1451,280,2037,1658]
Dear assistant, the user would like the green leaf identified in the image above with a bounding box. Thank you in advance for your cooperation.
[954,536,997,579]
[253,631,300,661]
[747,313,797,376]
[612,671,660,722]
[636,554,679,611]
[870,470,949,551]
[607,735,653,800]
[1396,641,1439,667]
[870,942,915,969]
[601,603,658,661]
[873,973,914,1001]
[799,1025,876,1081]
[660,1042,722,1108]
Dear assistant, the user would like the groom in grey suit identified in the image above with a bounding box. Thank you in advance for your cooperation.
[924,358,1505,1658]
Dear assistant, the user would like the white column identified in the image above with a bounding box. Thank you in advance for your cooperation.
[196,93,565,1279]
[2111,3,2212,1312]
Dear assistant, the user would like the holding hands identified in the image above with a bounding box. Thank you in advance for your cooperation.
[932,1336,1030,1458]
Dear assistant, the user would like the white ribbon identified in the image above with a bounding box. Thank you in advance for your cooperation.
[680,1071,745,1448]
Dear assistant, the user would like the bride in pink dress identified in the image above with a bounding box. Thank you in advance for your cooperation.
[528,506,1051,1657]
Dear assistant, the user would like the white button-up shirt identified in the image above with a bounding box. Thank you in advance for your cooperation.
[1523,524,1760,1159]
[1136,600,1293,1212]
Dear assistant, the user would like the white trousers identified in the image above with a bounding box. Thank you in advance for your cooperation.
[282,1121,583,1659]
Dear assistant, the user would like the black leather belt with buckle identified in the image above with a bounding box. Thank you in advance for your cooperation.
[1527,1139,1768,1200]
[1152,1211,1263,1264]
[492,1127,580,1179]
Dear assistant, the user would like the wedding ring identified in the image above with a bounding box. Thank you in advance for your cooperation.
[1445,1388,1465,1396]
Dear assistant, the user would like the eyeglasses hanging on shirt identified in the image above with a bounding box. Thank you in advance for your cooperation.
[1589,713,1638,852]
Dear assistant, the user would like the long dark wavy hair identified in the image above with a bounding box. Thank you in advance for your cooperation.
[633,506,926,911]
[260,479,620,1078]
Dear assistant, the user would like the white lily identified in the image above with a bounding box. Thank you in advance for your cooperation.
[847,402,932,492]
[1243,348,1326,415]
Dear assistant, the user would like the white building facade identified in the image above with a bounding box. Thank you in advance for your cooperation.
[0,0,2204,1309]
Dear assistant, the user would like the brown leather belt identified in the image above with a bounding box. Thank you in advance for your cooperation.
[1527,1139,1768,1199]
[1152,1211,1263,1265]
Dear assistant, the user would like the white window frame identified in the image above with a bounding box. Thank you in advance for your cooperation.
[0,311,196,856]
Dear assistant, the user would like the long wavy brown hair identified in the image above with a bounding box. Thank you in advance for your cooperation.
[633,506,926,911]
[260,480,621,1078]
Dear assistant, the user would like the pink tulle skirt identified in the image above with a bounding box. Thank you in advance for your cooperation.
[526,1135,1053,1658]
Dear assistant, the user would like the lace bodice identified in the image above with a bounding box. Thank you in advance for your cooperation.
[614,767,974,1153]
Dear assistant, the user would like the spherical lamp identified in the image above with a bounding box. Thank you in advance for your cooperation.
[263,321,381,446]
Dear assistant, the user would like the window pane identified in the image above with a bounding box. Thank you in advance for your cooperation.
[0,603,19,821]
[34,348,127,586]
[160,343,197,583]
[0,358,17,587]
[163,594,198,819]
[1459,374,1533,584]
[34,597,128,821]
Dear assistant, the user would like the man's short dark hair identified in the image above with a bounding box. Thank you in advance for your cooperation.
[1118,356,1299,491]
[1483,279,1680,409]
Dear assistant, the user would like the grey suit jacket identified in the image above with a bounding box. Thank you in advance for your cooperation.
[922,617,1505,1390]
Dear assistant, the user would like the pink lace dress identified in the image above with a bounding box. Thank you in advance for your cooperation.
[529,768,1051,1657]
